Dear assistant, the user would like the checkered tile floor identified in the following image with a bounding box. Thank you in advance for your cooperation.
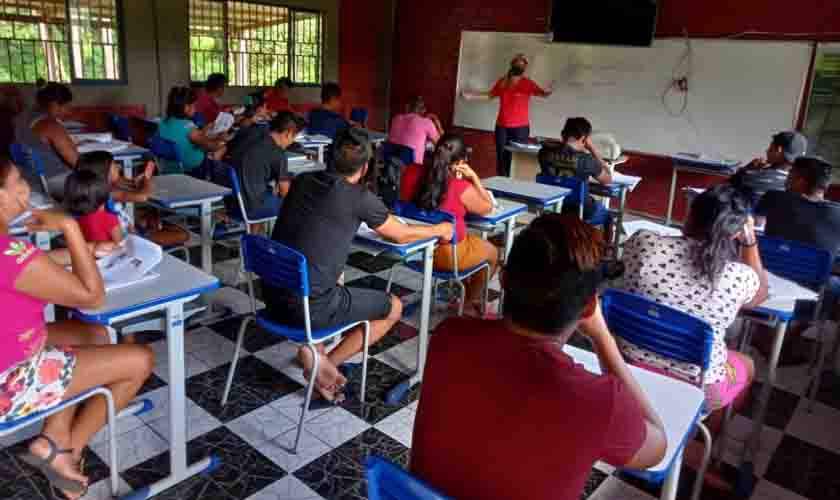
[3,240,840,500]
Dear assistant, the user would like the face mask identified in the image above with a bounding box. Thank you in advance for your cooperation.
[509,65,525,76]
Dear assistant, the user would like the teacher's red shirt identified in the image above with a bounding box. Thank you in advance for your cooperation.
[491,77,542,128]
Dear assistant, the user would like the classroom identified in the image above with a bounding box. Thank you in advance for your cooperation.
[1,1,839,499]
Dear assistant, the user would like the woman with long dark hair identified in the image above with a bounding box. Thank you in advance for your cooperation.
[400,133,499,315]
[461,54,554,177]
[155,86,226,175]
[620,184,768,412]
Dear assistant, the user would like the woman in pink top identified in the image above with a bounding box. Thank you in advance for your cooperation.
[462,54,554,177]
[0,154,153,499]
[401,134,498,316]
[388,96,444,164]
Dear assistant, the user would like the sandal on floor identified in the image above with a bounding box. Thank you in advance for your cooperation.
[18,435,87,497]
[302,369,347,406]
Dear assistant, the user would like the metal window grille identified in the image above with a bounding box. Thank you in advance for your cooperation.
[68,0,121,80]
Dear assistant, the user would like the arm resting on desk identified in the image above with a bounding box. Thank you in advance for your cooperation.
[375,215,451,245]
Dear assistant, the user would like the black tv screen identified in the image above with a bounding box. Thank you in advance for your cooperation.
[551,1,658,47]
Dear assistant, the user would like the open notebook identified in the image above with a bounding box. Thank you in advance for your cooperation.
[94,235,162,292]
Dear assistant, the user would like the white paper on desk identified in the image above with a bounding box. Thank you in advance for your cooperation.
[611,172,642,191]
[358,217,406,238]
[209,112,234,137]
[301,134,332,144]
[511,141,540,150]
[77,140,130,154]
[71,133,112,144]
[95,235,162,292]
[761,272,819,311]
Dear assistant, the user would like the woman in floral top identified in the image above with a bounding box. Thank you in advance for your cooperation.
[0,154,154,499]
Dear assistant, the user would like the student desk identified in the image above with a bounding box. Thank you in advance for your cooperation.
[353,225,439,404]
[481,176,570,214]
[150,175,232,273]
[288,159,326,176]
[361,129,387,146]
[296,134,332,163]
[114,144,151,176]
[565,344,705,500]
[62,120,87,133]
[74,255,219,500]
[466,199,527,263]
[665,155,739,226]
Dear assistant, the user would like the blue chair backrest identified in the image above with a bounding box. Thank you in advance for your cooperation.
[398,202,456,242]
[366,456,450,500]
[757,236,833,290]
[108,113,132,142]
[192,112,207,128]
[10,143,45,176]
[350,107,369,126]
[9,143,27,167]
[226,164,243,195]
[148,135,182,163]
[383,142,414,167]
[536,174,586,217]
[601,288,715,385]
[241,234,309,297]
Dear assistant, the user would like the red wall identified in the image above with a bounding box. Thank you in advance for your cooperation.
[378,0,840,220]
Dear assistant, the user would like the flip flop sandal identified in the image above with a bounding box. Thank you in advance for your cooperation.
[302,369,347,405]
[18,435,87,497]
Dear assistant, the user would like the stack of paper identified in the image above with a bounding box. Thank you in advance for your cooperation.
[299,134,332,144]
[71,133,113,144]
[77,140,130,154]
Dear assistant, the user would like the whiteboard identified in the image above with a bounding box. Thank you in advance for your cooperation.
[454,32,812,161]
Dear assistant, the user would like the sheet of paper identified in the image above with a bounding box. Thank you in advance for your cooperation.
[209,112,235,137]
[77,140,130,154]
[761,272,819,312]
[510,141,541,150]
[71,133,113,144]
[611,171,642,190]
[96,235,162,291]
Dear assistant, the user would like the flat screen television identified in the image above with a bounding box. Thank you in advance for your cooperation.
[551,1,658,47]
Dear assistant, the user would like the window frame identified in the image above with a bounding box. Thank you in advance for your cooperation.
[189,0,324,88]
[65,0,128,86]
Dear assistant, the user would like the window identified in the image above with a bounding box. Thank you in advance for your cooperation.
[189,0,323,86]
[0,0,124,83]
[804,46,840,181]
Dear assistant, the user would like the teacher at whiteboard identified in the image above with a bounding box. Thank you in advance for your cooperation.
[462,54,554,177]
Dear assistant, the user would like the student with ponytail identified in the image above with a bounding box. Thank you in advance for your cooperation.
[400,133,500,316]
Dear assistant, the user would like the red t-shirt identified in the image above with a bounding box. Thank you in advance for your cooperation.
[194,89,222,124]
[263,88,291,113]
[412,317,647,500]
[491,77,542,128]
[399,164,470,242]
[77,208,120,242]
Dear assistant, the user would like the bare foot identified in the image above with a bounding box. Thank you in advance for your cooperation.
[28,436,88,499]
[298,348,347,401]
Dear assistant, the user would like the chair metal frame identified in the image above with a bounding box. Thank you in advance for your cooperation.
[220,235,371,453]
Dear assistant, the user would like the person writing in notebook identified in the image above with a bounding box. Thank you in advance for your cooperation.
[411,214,666,500]
[267,128,452,402]
[462,54,554,177]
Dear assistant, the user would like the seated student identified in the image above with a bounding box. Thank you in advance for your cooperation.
[388,96,443,165]
[412,214,667,500]
[226,101,272,161]
[156,86,226,176]
[193,73,227,124]
[620,184,767,412]
[266,128,452,402]
[730,131,807,205]
[263,77,293,113]
[231,112,305,220]
[400,133,498,316]
[306,82,351,140]
[64,169,123,245]
[14,82,79,194]
[0,155,154,500]
[538,117,613,222]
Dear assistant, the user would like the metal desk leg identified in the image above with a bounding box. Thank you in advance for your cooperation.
[660,451,683,500]
[665,167,679,226]
[614,186,628,257]
[317,145,325,164]
[34,231,55,322]
[121,302,217,499]
[121,159,136,222]
[385,243,435,404]
[199,200,213,274]
[744,320,788,464]
[509,151,519,179]
[503,217,516,263]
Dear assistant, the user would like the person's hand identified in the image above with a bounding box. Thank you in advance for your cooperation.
[737,215,758,246]
[436,222,454,243]
[545,80,556,95]
[583,135,597,153]
[452,163,479,182]
[577,298,612,344]
[24,209,75,233]
[746,158,768,170]
[93,241,123,258]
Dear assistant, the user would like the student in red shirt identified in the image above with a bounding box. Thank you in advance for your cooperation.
[64,169,122,245]
[194,73,227,124]
[411,214,668,500]
[463,54,554,176]
[264,77,293,113]
[400,134,498,316]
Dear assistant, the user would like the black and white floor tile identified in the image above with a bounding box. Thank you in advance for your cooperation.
[4,233,840,500]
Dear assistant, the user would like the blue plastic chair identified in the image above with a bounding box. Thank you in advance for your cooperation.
[220,235,372,453]
[385,203,490,316]
[0,387,122,497]
[108,113,133,142]
[350,108,369,127]
[366,455,451,500]
[601,288,714,500]
[10,143,50,196]
[535,174,610,226]
[226,164,279,231]
[147,135,184,174]
[192,112,208,128]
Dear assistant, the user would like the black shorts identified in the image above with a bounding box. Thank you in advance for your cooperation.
[267,286,393,331]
